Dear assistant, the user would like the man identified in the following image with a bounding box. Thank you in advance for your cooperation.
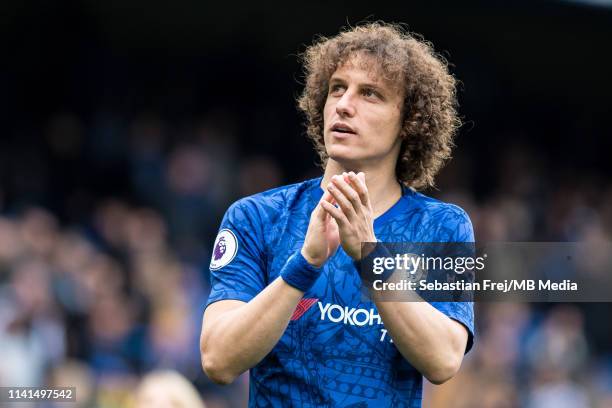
[200,22,474,407]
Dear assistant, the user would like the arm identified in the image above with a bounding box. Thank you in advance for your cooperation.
[322,172,470,384]
[370,298,468,384]
[201,191,340,384]
[200,277,303,384]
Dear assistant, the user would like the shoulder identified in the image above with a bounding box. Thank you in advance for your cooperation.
[410,190,471,222]
[224,178,320,225]
[406,190,474,241]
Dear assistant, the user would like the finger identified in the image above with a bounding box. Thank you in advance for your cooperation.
[328,181,357,221]
[323,191,337,206]
[348,172,371,209]
[332,174,363,215]
[358,172,372,210]
[321,190,335,205]
[329,215,339,232]
[320,200,349,227]
[315,191,333,221]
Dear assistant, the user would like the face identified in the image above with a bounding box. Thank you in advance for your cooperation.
[323,54,404,167]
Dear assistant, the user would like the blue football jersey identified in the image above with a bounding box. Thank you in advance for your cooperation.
[206,177,475,408]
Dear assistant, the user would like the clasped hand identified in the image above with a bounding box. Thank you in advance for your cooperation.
[302,172,376,266]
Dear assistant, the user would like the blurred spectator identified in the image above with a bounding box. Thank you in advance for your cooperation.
[163,144,218,260]
[134,370,206,408]
[238,156,283,197]
[48,359,96,407]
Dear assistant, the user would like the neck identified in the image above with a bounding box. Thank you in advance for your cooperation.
[321,159,402,218]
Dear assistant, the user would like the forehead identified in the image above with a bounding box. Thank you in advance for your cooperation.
[331,52,398,88]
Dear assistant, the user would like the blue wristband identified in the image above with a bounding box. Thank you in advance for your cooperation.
[280,250,324,292]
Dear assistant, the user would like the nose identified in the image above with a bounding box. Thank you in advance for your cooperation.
[335,89,356,117]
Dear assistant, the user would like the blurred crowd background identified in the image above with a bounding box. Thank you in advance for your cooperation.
[1,1,612,407]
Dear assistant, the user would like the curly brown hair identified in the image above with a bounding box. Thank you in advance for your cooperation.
[297,22,461,190]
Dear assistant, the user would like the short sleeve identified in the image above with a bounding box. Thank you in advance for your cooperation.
[431,206,476,353]
[205,200,267,309]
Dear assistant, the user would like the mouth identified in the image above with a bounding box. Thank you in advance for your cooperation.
[330,122,356,136]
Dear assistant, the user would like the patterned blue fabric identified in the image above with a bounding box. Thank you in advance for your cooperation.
[206,177,475,408]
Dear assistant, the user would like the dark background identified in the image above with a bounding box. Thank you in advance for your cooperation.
[2,1,612,211]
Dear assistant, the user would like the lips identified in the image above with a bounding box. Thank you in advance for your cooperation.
[330,122,356,135]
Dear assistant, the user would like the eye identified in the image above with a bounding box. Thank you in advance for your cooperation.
[329,83,345,95]
[362,87,380,99]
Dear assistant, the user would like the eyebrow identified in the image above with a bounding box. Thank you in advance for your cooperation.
[329,76,388,94]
